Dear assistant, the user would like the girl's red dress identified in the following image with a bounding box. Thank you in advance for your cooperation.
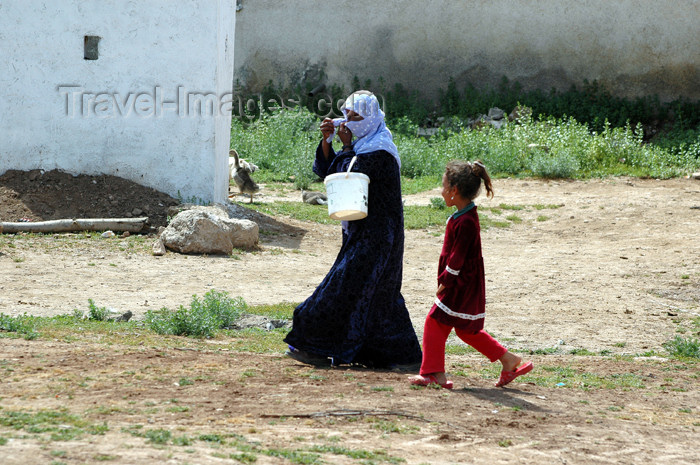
[427,203,486,333]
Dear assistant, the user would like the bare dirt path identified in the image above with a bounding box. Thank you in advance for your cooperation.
[1,175,699,464]
[2,177,699,354]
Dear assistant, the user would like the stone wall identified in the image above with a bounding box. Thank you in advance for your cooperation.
[234,0,699,103]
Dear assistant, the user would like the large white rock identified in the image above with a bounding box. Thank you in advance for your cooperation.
[161,206,258,254]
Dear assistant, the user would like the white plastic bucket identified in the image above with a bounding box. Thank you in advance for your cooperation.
[324,156,370,221]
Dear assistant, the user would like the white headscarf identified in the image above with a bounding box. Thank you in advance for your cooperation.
[341,92,401,168]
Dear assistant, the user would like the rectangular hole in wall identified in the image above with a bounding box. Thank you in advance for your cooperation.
[84,35,101,60]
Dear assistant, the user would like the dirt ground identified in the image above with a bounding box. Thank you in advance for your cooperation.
[0,171,699,464]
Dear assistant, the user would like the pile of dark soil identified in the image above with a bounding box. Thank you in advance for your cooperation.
[0,169,179,230]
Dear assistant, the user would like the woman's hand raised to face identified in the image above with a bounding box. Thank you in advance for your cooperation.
[320,118,335,142]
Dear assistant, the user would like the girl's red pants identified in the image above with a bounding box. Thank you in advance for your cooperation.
[419,315,507,375]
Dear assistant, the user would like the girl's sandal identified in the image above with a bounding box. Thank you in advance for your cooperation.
[496,361,533,387]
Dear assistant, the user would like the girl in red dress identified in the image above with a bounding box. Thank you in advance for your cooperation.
[409,160,533,389]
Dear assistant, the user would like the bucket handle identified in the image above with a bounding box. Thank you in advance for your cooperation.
[345,156,358,178]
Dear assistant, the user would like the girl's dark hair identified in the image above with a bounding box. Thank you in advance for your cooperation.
[444,160,494,200]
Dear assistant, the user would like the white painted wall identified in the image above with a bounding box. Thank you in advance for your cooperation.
[234,0,700,102]
[0,0,235,204]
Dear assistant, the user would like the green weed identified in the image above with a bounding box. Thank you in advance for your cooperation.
[430,197,446,209]
[230,452,258,463]
[231,107,699,181]
[145,289,247,338]
[663,336,700,359]
[569,348,597,356]
[87,299,109,321]
[145,428,171,444]
[0,408,98,441]
[367,418,420,435]
[199,433,226,443]
[0,313,38,340]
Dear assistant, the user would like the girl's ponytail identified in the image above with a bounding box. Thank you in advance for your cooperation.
[445,160,494,201]
[472,160,494,199]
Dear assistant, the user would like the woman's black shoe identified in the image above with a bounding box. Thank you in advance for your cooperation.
[285,347,331,367]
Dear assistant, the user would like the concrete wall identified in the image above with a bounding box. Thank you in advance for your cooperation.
[0,0,236,204]
[234,0,700,103]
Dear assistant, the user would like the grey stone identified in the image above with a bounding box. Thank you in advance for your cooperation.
[160,206,258,255]
[152,238,166,256]
[488,107,505,120]
[225,314,290,330]
[302,191,327,205]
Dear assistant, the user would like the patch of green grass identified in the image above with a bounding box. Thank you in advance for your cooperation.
[0,313,38,340]
[499,203,525,211]
[225,327,289,353]
[529,347,559,355]
[445,344,478,355]
[0,408,100,441]
[505,214,522,223]
[429,197,446,209]
[199,433,226,443]
[172,435,194,446]
[663,336,700,359]
[0,437,7,446]
[511,365,645,389]
[533,204,562,210]
[370,386,394,392]
[367,418,420,435]
[88,422,109,435]
[536,215,549,222]
[402,175,441,195]
[245,200,511,231]
[397,205,452,230]
[230,452,258,463]
[263,448,321,464]
[241,202,336,224]
[145,289,247,338]
[247,302,297,320]
[309,445,404,463]
[238,107,700,180]
[145,428,172,444]
[569,348,597,356]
